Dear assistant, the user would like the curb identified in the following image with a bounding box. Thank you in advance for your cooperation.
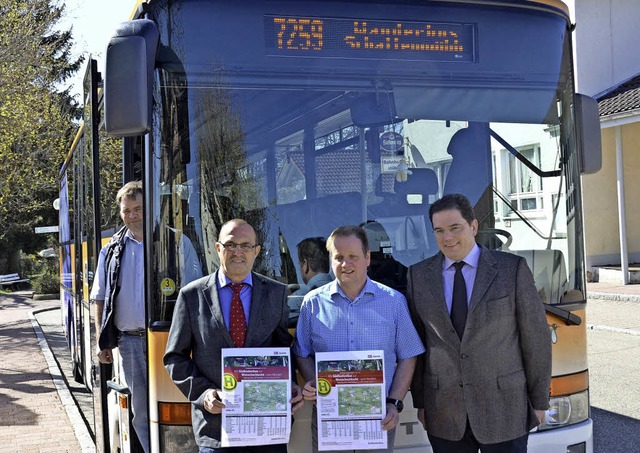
[29,307,95,453]
[587,323,640,336]
[32,293,60,300]
[586,291,640,303]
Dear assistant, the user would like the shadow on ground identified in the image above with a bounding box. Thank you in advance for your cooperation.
[592,406,640,452]
[35,308,95,437]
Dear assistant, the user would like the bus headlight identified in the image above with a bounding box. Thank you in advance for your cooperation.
[538,389,589,430]
[159,425,197,452]
[158,402,197,451]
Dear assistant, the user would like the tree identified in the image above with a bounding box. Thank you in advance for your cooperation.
[0,0,82,273]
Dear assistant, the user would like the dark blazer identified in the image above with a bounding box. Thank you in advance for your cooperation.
[164,270,292,448]
[407,246,551,444]
[96,226,128,350]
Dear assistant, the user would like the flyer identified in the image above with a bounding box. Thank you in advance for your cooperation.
[315,350,387,451]
[220,347,292,447]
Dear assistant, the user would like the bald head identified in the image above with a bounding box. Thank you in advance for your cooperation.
[215,219,261,282]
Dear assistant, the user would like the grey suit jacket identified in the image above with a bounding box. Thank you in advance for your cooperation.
[407,246,551,444]
[164,270,292,448]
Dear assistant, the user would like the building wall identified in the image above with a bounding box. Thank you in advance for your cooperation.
[568,0,640,271]
[582,124,640,267]
[570,0,640,96]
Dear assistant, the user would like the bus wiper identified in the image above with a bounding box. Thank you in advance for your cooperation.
[545,305,582,326]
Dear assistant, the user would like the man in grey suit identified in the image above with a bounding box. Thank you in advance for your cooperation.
[407,194,551,452]
[164,219,303,452]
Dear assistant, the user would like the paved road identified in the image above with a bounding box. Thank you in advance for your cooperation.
[588,328,640,419]
[35,307,95,437]
[587,297,640,332]
[592,407,640,453]
[0,292,82,453]
[587,298,640,453]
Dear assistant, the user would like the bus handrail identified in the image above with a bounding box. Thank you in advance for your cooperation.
[489,129,562,178]
[493,187,563,241]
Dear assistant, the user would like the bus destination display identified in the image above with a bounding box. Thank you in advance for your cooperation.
[265,15,475,62]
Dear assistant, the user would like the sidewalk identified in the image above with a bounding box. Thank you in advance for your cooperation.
[587,282,640,333]
[588,281,640,302]
[0,291,82,453]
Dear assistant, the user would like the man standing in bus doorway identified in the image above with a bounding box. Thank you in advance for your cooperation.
[164,219,303,453]
[407,194,551,453]
[91,180,149,453]
[293,225,425,453]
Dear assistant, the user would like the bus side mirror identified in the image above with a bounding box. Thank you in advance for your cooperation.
[104,19,159,137]
[575,94,602,174]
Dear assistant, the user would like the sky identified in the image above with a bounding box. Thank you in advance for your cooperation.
[58,0,135,101]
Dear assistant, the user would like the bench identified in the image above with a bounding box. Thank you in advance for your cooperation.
[0,273,31,290]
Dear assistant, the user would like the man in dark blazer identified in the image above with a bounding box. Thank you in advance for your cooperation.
[164,219,303,452]
[407,194,551,453]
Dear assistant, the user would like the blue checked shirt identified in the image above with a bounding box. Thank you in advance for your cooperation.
[293,277,425,394]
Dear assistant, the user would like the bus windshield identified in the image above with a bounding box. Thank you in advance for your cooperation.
[148,0,583,324]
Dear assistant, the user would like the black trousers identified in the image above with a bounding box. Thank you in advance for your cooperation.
[428,420,528,453]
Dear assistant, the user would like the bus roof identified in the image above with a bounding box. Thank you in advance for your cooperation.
[526,0,569,16]
[131,0,569,20]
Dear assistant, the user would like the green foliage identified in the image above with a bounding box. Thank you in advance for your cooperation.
[28,243,59,294]
[21,252,43,277]
[32,268,59,294]
[0,0,83,263]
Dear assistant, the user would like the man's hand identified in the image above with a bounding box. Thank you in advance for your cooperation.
[97,347,113,364]
[535,409,546,425]
[203,389,226,414]
[417,408,426,430]
[301,380,317,401]
[382,403,400,431]
[290,383,304,414]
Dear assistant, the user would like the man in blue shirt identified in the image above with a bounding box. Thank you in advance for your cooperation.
[293,237,332,296]
[293,225,425,453]
[91,181,149,453]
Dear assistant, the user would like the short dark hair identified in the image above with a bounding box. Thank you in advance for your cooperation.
[297,237,329,273]
[116,181,142,205]
[326,226,369,255]
[429,194,476,226]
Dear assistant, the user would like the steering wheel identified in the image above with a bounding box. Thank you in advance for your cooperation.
[476,228,513,250]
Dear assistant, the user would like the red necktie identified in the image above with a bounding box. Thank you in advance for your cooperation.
[229,283,247,347]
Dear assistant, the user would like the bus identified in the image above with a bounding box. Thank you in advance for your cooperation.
[59,0,601,452]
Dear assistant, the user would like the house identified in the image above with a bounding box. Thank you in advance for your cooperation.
[569,0,640,282]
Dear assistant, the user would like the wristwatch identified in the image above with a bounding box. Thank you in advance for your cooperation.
[386,397,404,413]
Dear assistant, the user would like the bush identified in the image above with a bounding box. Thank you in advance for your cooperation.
[31,257,60,295]
[21,253,42,276]
[32,271,59,294]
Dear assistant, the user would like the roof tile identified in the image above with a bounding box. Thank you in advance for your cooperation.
[596,73,640,117]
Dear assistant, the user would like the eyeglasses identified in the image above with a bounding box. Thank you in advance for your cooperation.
[219,242,258,252]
